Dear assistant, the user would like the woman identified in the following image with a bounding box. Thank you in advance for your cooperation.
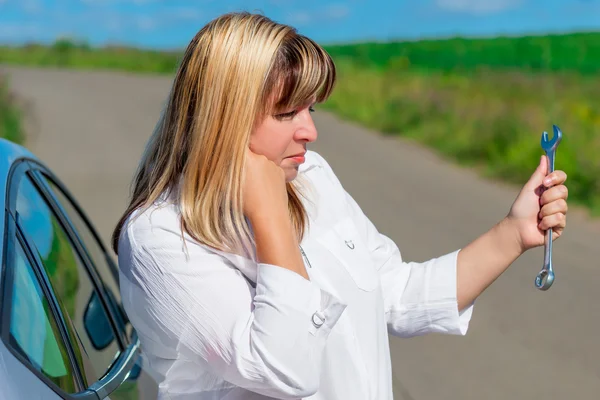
[113,11,569,400]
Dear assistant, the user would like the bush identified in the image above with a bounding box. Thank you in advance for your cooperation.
[0,75,24,144]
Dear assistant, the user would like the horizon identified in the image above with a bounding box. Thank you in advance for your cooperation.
[3,27,600,52]
[1,1,600,50]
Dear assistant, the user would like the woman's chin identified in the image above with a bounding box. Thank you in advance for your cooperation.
[283,165,299,182]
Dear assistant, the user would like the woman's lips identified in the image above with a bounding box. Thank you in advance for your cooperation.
[287,152,306,163]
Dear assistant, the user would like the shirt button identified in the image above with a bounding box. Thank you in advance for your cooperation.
[312,312,325,328]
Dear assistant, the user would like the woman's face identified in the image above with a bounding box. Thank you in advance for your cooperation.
[250,101,318,182]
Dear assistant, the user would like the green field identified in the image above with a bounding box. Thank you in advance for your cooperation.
[324,32,600,74]
[2,32,600,75]
[1,32,598,215]
[321,61,600,215]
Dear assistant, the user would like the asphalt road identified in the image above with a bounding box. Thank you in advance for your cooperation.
[3,65,600,399]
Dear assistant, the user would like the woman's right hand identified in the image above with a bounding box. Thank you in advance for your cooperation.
[242,148,289,222]
[243,148,308,279]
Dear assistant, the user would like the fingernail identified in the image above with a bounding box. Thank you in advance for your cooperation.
[544,177,552,186]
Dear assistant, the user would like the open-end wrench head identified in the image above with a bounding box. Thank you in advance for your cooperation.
[541,125,562,152]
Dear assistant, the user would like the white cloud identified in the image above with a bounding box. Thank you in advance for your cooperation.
[167,7,203,22]
[21,0,43,14]
[327,4,350,19]
[37,4,204,36]
[134,16,154,31]
[94,7,204,33]
[80,0,113,4]
[80,0,163,5]
[131,8,203,31]
[561,0,600,14]
[288,11,311,24]
[287,4,350,25]
[0,23,43,40]
[104,16,123,33]
[436,0,521,15]
[268,0,292,6]
[131,0,161,4]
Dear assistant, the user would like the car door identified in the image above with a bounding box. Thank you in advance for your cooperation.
[26,163,159,400]
[3,159,157,399]
[1,179,81,398]
[1,158,98,399]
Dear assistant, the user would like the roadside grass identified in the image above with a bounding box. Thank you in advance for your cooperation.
[320,60,600,216]
[0,74,24,145]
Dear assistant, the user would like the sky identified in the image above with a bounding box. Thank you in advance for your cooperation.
[1,0,600,49]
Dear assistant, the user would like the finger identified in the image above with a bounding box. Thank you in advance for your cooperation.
[543,170,568,188]
[525,155,548,192]
[538,212,567,231]
[540,185,569,205]
[552,229,563,241]
[539,199,568,219]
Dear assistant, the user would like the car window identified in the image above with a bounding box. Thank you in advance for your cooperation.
[39,174,130,338]
[7,239,79,393]
[15,175,121,383]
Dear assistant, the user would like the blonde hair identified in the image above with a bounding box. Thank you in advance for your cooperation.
[111,11,336,258]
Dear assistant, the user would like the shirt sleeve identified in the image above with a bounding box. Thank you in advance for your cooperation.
[119,213,347,399]
[312,152,474,338]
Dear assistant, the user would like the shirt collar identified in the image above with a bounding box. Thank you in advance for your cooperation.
[298,150,321,174]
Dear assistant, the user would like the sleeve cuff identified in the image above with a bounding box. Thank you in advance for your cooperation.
[256,263,348,338]
[424,249,474,335]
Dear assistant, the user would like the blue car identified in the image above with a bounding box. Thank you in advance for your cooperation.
[0,138,159,399]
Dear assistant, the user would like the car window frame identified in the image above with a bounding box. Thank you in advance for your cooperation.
[25,163,145,399]
[34,171,130,334]
[29,167,131,340]
[31,168,120,281]
[0,159,98,400]
[25,163,129,348]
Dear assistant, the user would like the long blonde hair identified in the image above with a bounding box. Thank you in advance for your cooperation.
[111,12,336,258]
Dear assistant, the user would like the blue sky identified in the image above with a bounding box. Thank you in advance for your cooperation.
[1,0,600,49]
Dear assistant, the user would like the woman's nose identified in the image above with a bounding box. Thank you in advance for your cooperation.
[296,110,318,142]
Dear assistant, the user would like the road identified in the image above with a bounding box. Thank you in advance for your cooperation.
[3,65,600,399]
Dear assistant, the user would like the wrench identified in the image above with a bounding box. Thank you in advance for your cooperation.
[535,124,562,291]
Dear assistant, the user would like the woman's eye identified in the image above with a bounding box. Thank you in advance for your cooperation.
[275,110,297,120]
[275,105,315,120]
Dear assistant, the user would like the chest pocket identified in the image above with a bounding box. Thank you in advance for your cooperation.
[315,217,379,292]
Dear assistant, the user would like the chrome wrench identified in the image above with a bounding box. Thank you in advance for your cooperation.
[535,125,562,291]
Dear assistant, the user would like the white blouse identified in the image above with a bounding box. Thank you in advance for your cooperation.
[117,150,474,400]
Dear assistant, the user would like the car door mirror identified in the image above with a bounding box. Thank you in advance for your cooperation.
[83,291,115,350]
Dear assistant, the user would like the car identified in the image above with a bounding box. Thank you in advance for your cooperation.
[0,138,159,399]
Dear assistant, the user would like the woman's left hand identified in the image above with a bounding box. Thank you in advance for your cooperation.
[505,155,568,252]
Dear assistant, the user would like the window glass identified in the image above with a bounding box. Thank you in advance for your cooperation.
[41,175,129,338]
[16,175,120,383]
[8,240,79,393]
